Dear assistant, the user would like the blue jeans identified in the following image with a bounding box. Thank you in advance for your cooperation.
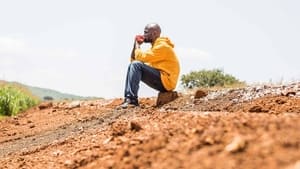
[124,61,167,101]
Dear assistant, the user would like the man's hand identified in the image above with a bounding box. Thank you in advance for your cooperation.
[135,35,144,44]
[130,35,144,60]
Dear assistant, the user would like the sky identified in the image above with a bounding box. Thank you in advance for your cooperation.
[0,0,299,98]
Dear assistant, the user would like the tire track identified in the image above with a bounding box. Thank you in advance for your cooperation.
[0,109,127,158]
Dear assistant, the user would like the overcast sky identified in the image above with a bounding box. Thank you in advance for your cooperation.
[1,0,299,98]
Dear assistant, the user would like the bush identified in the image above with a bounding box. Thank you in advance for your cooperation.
[181,69,244,89]
[0,85,39,116]
[43,96,54,101]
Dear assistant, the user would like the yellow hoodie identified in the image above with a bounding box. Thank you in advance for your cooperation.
[134,37,180,91]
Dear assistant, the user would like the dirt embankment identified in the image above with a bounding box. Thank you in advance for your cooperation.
[0,83,299,169]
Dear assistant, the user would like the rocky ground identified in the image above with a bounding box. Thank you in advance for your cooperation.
[0,83,299,169]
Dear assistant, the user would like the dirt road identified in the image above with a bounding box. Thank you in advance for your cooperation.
[0,84,299,169]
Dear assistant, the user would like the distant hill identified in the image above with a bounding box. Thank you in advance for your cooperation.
[0,80,100,101]
[25,85,100,101]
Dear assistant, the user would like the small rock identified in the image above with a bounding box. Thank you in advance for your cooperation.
[89,103,95,106]
[68,101,81,109]
[64,160,73,166]
[128,121,142,131]
[129,140,140,145]
[13,121,20,125]
[275,99,286,104]
[282,91,296,97]
[194,89,208,99]
[249,105,266,112]
[191,128,204,135]
[204,137,215,145]
[38,102,53,110]
[103,137,113,144]
[118,136,130,143]
[225,135,246,153]
[52,150,64,156]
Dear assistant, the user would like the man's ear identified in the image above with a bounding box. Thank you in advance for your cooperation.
[153,30,158,36]
[152,31,159,39]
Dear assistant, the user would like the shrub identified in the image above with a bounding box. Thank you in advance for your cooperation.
[43,96,54,101]
[0,85,39,116]
[181,69,244,89]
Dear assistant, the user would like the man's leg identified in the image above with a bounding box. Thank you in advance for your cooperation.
[139,62,178,107]
[124,61,141,105]
[140,64,166,92]
[124,61,166,105]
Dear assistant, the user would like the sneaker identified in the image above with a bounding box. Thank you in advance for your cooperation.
[120,98,139,109]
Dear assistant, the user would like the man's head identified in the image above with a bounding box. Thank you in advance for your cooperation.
[143,23,161,44]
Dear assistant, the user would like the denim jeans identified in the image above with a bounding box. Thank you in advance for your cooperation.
[124,61,167,101]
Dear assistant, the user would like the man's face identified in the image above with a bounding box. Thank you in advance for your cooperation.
[143,27,153,43]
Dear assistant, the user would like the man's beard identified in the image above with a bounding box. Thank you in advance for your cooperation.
[143,38,151,43]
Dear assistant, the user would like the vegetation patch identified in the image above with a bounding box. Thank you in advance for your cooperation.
[0,85,39,116]
[181,69,245,89]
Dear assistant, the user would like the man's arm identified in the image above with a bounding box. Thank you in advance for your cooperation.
[135,44,168,63]
[130,40,136,60]
[130,41,141,60]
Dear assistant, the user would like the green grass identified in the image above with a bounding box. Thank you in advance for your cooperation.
[0,85,39,116]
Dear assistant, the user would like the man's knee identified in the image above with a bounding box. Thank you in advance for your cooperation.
[130,61,143,69]
[131,60,143,66]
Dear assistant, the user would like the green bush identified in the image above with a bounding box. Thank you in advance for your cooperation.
[0,85,38,116]
[181,69,244,89]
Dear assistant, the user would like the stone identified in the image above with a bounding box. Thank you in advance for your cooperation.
[68,101,81,109]
[194,89,208,99]
[38,102,53,110]
[282,91,296,97]
[225,135,246,153]
[128,121,142,131]
[156,91,178,107]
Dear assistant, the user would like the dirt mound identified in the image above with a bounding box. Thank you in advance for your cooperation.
[229,95,300,113]
[0,83,299,169]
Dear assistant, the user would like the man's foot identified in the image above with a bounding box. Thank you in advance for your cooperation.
[120,98,139,109]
